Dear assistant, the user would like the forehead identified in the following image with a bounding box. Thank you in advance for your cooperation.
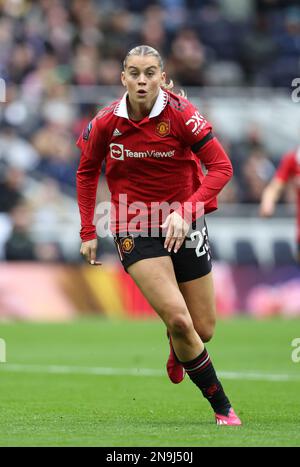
[125,54,160,69]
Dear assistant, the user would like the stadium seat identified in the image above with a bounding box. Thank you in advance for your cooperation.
[273,240,296,266]
[235,240,259,266]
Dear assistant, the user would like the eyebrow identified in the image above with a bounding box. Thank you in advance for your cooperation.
[128,66,158,71]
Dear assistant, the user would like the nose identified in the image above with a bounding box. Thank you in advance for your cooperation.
[138,73,146,85]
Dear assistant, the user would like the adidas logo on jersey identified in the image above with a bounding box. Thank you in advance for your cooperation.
[113,128,122,137]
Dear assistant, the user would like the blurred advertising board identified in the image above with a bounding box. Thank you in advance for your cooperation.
[0,263,299,321]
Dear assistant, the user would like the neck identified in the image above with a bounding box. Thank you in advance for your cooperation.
[127,94,158,121]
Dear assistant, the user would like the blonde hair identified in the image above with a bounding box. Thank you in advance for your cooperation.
[123,45,185,96]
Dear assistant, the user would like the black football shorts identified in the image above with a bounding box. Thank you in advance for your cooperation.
[114,218,212,283]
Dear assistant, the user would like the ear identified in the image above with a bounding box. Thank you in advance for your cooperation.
[121,71,126,87]
[161,71,166,86]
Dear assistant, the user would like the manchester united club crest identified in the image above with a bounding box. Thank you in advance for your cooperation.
[120,235,135,254]
[155,120,170,137]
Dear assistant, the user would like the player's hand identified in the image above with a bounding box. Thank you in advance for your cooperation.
[80,239,102,265]
[161,212,190,253]
[259,199,275,217]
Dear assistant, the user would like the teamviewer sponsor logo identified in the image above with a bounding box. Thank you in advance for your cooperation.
[110,143,175,160]
[125,149,175,158]
[110,143,124,160]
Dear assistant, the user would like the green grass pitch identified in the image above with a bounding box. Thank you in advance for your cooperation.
[0,317,300,447]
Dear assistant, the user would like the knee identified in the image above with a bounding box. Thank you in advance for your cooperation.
[197,320,216,343]
[168,313,192,337]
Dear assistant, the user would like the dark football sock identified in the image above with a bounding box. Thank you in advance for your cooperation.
[180,348,231,416]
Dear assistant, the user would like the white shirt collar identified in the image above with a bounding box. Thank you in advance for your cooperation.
[114,88,168,119]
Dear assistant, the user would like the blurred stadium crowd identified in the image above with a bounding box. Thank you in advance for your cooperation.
[0,0,299,263]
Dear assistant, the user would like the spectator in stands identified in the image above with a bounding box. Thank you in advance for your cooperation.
[0,166,23,213]
[167,28,206,86]
[239,13,277,85]
[0,124,39,171]
[241,144,276,203]
[31,124,77,192]
[4,202,36,261]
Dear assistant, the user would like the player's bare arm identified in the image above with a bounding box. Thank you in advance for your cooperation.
[260,178,285,217]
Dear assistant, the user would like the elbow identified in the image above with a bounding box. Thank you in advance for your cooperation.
[226,160,234,181]
[220,159,233,182]
[214,139,233,181]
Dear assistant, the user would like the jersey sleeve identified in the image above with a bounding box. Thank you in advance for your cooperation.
[76,117,106,241]
[275,151,296,183]
[178,99,213,146]
[176,99,233,220]
[180,137,233,220]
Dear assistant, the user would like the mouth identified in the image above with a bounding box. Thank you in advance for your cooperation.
[137,90,147,96]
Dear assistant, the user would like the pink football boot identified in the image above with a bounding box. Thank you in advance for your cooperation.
[166,333,185,384]
[215,408,242,426]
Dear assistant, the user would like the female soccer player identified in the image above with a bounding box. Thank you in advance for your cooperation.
[260,146,300,262]
[76,45,241,426]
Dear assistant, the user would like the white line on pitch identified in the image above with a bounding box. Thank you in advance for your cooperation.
[0,363,299,382]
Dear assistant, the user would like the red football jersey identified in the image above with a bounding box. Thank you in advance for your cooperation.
[76,89,233,240]
[276,147,300,242]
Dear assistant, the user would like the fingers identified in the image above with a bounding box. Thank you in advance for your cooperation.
[162,213,189,253]
[166,235,176,253]
[82,250,101,265]
[259,199,275,217]
[173,236,185,254]
[90,248,96,263]
[80,246,90,262]
[160,215,170,230]
[164,223,174,252]
[90,260,102,266]
[80,240,101,265]
[165,232,185,253]
[259,207,270,218]
[167,228,185,253]
[162,214,174,252]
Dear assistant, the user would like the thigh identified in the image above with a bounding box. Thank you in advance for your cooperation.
[178,271,216,340]
[127,256,190,325]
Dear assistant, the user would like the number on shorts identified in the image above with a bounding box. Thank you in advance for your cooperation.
[190,227,210,258]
